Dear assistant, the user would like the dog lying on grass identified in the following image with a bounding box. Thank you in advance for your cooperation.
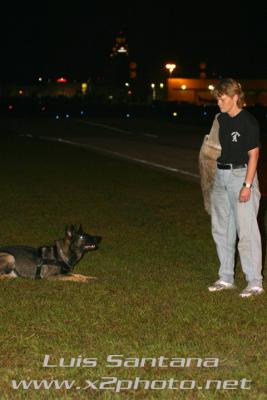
[0,225,101,282]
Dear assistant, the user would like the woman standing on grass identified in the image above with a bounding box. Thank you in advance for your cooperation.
[208,78,264,298]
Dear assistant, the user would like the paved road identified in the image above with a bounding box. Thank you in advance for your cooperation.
[57,118,203,180]
[2,115,267,193]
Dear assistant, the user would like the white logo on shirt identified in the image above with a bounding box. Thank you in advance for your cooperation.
[231,131,241,142]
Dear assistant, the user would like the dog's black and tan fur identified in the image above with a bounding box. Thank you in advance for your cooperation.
[0,225,101,282]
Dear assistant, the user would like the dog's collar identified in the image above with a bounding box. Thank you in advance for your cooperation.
[55,241,73,270]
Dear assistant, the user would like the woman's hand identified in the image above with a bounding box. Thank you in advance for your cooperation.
[239,187,251,202]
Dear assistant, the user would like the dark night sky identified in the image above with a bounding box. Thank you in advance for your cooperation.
[1,3,267,83]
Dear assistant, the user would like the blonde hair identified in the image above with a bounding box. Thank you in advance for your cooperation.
[213,78,245,108]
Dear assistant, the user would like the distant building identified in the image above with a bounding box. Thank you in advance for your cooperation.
[110,31,129,58]
[0,81,81,98]
[108,31,139,102]
[167,78,267,106]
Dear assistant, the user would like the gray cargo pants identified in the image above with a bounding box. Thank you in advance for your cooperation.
[211,167,263,287]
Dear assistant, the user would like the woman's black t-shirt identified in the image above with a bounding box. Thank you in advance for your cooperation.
[217,109,260,164]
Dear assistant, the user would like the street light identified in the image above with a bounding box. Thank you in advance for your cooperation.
[151,83,156,101]
[165,63,176,77]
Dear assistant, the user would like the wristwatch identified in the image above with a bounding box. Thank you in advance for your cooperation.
[243,182,252,188]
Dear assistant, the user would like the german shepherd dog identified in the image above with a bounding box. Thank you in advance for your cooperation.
[0,225,101,282]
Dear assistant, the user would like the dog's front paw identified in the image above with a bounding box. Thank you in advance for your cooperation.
[69,273,98,282]
[48,273,98,282]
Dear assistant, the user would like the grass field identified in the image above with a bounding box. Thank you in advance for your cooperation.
[0,126,266,399]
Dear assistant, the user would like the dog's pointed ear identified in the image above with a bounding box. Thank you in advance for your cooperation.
[65,224,75,238]
[77,224,83,234]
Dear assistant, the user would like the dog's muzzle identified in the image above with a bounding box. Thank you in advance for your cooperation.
[84,244,97,250]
